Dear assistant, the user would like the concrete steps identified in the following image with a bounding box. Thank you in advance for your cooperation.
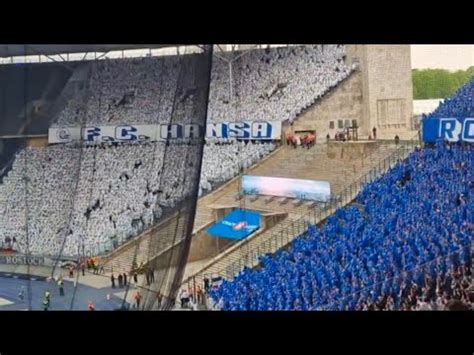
[103,141,407,282]
[103,209,189,275]
[191,143,399,229]
[181,142,414,286]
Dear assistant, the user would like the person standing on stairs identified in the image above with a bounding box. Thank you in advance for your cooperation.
[111,273,116,289]
[133,272,138,286]
[43,291,51,311]
[58,278,65,296]
[196,286,203,305]
[134,291,142,309]
[18,286,25,301]
[372,126,377,140]
[295,135,301,148]
[118,273,123,288]
[180,289,190,309]
[123,272,127,287]
[156,292,163,308]
[93,259,99,275]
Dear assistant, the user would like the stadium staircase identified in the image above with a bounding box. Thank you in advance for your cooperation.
[99,147,285,274]
[192,141,401,234]
[97,67,362,277]
[100,139,418,283]
[181,138,420,294]
[99,207,189,274]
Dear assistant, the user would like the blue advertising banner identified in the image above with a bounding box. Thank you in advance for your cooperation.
[422,117,474,143]
[207,209,261,240]
[241,175,331,202]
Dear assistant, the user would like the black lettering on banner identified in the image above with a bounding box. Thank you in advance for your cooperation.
[0,255,44,266]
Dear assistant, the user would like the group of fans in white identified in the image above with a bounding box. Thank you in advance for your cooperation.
[0,45,350,257]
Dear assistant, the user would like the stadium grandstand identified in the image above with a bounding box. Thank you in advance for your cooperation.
[207,77,474,311]
[0,44,471,311]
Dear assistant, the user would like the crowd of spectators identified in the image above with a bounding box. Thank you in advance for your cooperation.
[208,45,350,123]
[0,45,350,256]
[52,45,350,127]
[0,139,277,256]
[423,77,474,120]
[200,140,276,193]
[0,143,164,255]
[210,142,473,310]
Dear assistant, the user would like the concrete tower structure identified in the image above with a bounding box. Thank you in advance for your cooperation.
[293,45,414,140]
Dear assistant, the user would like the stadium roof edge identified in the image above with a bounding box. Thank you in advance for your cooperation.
[0,45,180,58]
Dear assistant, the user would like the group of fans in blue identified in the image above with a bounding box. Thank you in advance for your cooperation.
[423,77,474,119]
[210,79,474,311]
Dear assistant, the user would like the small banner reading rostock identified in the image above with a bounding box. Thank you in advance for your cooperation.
[48,121,282,144]
[0,254,46,266]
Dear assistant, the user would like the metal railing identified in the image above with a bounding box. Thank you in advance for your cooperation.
[192,137,420,286]
[94,234,133,256]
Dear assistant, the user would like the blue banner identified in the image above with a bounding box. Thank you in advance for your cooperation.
[422,117,474,143]
[207,209,261,240]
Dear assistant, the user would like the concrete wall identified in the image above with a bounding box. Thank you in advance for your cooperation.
[365,45,414,133]
[188,231,235,263]
[354,45,414,135]
[293,45,414,140]
[292,71,364,141]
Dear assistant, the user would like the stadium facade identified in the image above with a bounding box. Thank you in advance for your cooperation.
[2,44,470,312]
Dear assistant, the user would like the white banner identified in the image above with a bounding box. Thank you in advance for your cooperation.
[49,127,82,144]
[0,254,46,266]
[206,121,282,140]
[242,175,331,202]
[49,121,282,144]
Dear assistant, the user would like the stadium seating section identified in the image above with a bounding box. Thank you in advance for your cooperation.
[0,45,349,257]
[210,143,473,310]
[210,78,474,310]
[423,77,474,119]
